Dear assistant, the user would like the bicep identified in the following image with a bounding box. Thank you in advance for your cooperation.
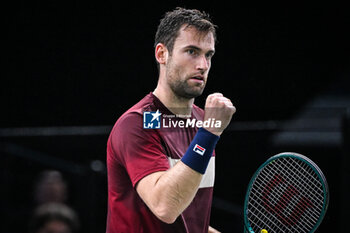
[135,170,165,207]
[135,161,203,224]
[136,170,177,223]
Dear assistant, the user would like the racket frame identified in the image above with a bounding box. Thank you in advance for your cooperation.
[243,152,329,233]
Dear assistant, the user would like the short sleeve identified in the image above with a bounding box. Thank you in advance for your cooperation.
[109,112,170,187]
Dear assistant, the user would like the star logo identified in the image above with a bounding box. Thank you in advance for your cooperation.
[143,110,162,129]
[150,110,161,122]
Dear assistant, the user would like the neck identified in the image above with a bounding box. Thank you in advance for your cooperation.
[153,85,194,116]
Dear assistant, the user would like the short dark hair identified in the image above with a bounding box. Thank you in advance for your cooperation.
[154,7,217,60]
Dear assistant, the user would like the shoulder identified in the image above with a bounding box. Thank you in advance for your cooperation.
[108,93,161,145]
[111,93,158,131]
[122,93,159,116]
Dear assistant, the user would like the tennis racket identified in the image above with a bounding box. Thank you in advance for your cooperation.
[243,152,329,233]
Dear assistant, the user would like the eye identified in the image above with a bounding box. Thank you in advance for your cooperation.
[187,49,197,56]
[205,52,214,59]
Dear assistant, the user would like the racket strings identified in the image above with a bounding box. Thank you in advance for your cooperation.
[248,187,310,232]
[255,165,319,230]
[248,204,286,232]
[256,174,318,229]
[273,158,324,211]
[276,159,324,217]
[249,182,312,233]
[265,160,323,215]
[248,188,301,232]
[261,158,322,228]
[277,157,323,199]
[247,157,326,233]
[248,159,323,232]
[250,178,311,228]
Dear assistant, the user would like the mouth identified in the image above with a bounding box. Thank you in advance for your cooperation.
[189,75,204,83]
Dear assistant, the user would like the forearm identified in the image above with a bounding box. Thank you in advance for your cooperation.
[208,225,221,233]
[137,160,202,223]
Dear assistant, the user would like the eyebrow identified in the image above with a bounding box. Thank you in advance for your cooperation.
[183,45,215,55]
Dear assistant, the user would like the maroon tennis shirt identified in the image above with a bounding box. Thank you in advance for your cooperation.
[106,93,215,233]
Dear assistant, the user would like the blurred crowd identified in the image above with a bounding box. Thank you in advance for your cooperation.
[28,170,80,233]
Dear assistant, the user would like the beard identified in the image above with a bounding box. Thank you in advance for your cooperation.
[165,58,206,99]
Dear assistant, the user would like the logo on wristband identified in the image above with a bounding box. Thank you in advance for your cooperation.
[193,144,206,156]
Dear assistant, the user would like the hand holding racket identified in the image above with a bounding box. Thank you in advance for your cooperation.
[244,152,329,233]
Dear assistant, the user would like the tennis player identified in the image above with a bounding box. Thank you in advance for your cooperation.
[106,7,235,233]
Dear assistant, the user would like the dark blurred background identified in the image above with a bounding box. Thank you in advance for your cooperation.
[2,2,349,233]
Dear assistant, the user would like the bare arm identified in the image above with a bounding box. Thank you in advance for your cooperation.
[208,225,221,233]
[136,160,202,223]
[136,93,235,224]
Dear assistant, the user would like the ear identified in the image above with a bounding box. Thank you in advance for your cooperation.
[155,43,168,65]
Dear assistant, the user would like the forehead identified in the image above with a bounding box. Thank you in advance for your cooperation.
[173,25,215,50]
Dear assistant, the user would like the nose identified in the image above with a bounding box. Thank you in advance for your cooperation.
[196,55,209,71]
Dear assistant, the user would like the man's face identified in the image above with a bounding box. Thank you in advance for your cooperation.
[165,25,215,99]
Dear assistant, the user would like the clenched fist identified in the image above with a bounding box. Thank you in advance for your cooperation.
[203,93,236,136]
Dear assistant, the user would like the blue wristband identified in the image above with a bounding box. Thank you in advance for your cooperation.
[181,127,220,174]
